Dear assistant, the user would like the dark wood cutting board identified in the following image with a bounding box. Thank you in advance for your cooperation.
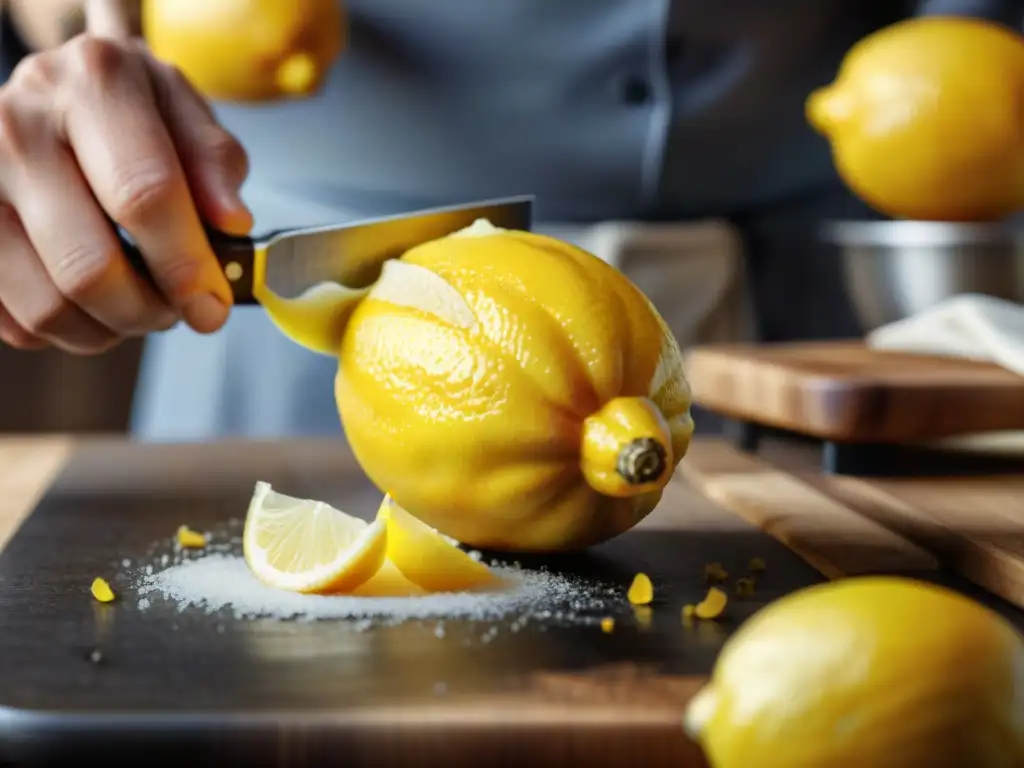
[686,341,1024,443]
[0,439,830,767]
[0,439,1020,767]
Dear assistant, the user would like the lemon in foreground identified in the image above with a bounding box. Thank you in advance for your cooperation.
[143,0,345,102]
[807,17,1024,221]
[377,496,501,593]
[243,482,386,594]
[686,577,1024,768]
[335,220,694,552]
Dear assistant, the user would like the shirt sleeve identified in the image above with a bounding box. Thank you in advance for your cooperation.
[916,0,1023,28]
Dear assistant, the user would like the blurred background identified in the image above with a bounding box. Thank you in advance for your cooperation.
[0,3,1023,435]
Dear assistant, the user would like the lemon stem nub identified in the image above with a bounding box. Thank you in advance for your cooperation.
[581,396,673,498]
[617,437,667,486]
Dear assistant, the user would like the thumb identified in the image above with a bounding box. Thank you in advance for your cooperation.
[84,0,140,41]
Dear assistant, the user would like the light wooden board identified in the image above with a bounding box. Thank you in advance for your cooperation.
[0,436,73,551]
[827,473,1024,609]
[685,342,1024,442]
[680,440,938,578]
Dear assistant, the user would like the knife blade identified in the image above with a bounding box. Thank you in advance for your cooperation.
[118,195,534,305]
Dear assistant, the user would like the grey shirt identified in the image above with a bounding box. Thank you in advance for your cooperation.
[5,1,1018,439]
[211,0,1021,223]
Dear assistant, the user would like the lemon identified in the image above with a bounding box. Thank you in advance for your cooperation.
[377,496,501,593]
[686,577,1024,768]
[242,482,386,594]
[335,220,694,552]
[143,0,346,102]
[351,560,427,598]
[807,17,1024,221]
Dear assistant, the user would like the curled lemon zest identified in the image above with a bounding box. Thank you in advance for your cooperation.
[695,587,728,620]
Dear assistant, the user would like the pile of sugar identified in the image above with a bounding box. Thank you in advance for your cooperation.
[135,553,618,625]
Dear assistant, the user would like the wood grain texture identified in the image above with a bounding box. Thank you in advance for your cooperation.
[0,438,827,766]
[680,440,938,578]
[685,342,1024,442]
[827,474,1024,610]
[0,435,73,551]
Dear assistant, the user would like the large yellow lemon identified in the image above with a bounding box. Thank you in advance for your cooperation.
[335,220,694,552]
[807,17,1024,221]
[143,0,345,102]
[686,577,1024,768]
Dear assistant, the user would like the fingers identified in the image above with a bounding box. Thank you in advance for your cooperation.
[12,141,179,337]
[0,203,117,355]
[146,55,254,236]
[0,304,46,351]
[60,37,232,333]
[84,0,140,41]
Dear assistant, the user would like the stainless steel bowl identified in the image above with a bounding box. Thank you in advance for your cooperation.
[825,220,1024,332]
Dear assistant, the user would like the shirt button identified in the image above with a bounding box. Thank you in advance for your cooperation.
[617,75,652,106]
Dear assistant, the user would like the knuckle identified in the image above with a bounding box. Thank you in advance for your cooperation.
[50,243,116,301]
[8,51,59,92]
[66,36,129,84]
[109,164,177,227]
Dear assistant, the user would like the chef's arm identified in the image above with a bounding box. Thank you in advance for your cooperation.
[7,0,139,50]
[916,0,1023,27]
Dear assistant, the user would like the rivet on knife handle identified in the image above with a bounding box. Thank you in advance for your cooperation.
[114,222,260,306]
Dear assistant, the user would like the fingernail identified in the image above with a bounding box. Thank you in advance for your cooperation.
[183,293,229,334]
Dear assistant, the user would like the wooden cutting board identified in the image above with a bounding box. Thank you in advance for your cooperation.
[683,441,1024,613]
[0,436,1021,767]
[685,341,1024,443]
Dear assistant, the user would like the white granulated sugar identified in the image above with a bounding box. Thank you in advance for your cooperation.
[136,553,616,625]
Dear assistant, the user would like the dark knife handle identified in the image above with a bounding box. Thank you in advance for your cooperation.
[115,223,260,306]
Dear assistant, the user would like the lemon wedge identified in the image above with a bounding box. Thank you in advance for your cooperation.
[243,481,387,594]
[377,496,501,592]
[351,560,427,598]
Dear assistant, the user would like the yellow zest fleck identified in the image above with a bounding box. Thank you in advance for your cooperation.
[600,617,615,634]
[748,557,766,573]
[627,572,654,605]
[695,587,728,620]
[91,577,115,603]
[177,525,207,549]
[632,605,653,630]
[735,577,757,598]
[682,604,696,628]
[704,562,728,583]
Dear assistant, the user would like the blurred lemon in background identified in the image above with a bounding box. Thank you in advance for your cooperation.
[686,577,1024,768]
[143,0,345,101]
[808,17,1024,221]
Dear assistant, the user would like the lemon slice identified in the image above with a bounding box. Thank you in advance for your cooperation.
[351,560,427,598]
[243,482,387,594]
[377,496,501,592]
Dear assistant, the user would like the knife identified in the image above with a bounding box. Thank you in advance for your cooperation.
[116,195,534,304]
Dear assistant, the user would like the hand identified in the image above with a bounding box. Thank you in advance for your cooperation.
[0,21,253,353]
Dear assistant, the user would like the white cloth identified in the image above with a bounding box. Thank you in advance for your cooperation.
[131,186,751,441]
[867,293,1024,455]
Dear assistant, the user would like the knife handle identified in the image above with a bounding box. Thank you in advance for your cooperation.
[115,223,260,306]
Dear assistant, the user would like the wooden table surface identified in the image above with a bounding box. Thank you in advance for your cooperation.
[0,435,74,552]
